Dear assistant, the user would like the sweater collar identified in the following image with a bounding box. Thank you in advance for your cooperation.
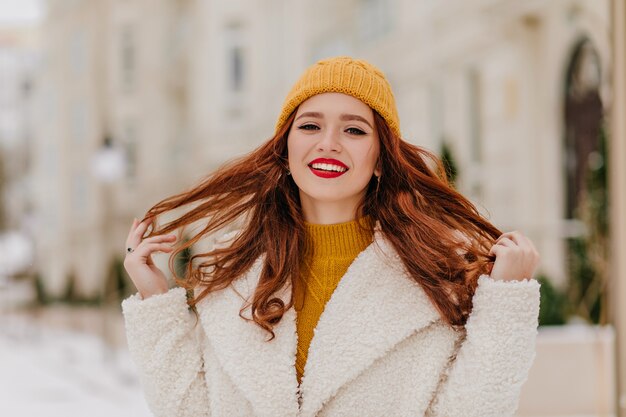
[302,215,374,258]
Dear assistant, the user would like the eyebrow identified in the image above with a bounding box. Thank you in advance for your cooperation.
[295,111,373,129]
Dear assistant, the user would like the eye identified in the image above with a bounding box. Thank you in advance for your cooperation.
[298,124,319,131]
[346,127,366,135]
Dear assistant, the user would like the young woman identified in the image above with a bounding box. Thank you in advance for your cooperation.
[122,56,541,417]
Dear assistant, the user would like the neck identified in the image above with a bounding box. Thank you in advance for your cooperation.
[299,193,364,224]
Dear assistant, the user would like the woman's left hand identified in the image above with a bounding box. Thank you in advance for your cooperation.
[488,231,540,282]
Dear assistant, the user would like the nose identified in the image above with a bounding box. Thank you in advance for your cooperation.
[316,126,342,153]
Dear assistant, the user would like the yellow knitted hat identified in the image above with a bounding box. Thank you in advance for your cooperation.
[274,56,401,137]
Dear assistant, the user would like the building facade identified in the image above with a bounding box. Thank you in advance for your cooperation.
[33,0,612,301]
[29,0,622,411]
[0,25,39,239]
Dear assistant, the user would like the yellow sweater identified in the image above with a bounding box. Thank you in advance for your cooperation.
[294,216,374,385]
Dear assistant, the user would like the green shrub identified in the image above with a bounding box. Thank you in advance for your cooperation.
[536,274,568,325]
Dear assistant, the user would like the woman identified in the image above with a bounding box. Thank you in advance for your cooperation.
[122,56,541,417]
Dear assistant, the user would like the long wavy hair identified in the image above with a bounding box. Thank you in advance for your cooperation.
[142,109,502,339]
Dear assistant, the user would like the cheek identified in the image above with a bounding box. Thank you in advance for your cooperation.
[286,135,297,160]
[287,135,306,167]
[362,142,380,168]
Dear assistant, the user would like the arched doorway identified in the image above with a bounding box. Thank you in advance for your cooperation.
[564,38,603,219]
[563,38,608,324]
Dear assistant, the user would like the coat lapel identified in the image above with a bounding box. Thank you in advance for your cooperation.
[198,225,442,417]
[198,255,300,417]
[298,229,442,417]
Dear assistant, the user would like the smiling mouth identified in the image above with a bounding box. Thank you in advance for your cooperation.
[307,163,349,178]
[307,162,348,173]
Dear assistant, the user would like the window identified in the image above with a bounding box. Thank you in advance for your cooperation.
[223,22,248,120]
[467,68,483,164]
[224,23,246,93]
[123,121,138,180]
[120,24,136,93]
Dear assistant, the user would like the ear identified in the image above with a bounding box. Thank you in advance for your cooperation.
[374,160,382,177]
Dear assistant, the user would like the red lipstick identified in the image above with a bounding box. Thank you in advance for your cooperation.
[308,158,349,179]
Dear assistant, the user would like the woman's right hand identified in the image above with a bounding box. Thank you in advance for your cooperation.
[123,217,178,299]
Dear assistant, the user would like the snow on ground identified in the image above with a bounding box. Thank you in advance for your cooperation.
[0,312,153,417]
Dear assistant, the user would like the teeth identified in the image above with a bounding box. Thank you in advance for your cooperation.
[310,163,347,172]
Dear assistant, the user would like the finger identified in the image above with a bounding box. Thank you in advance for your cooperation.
[135,216,153,237]
[128,218,138,235]
[129,243,175,260]
[128,235,175,252]
[494,237,517,248]
[494,233,529,254]
[506,231,526,246]
[129,217,154,247]
[518,234,538,254]
[505,233,536,257]
[489,244,508,257]
[495,231,520,245]
[493,232,510,246]
[142,234,177,245]
[143,242,175,255]
[489,240,516,257]
[125,218,138,246]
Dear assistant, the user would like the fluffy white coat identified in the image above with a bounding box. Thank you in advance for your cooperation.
[122,227,541,417]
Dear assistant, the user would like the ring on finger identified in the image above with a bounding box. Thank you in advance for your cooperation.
[126,247,135,254]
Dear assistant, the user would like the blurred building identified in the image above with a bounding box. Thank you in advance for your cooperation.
[0,25,39,235]
[34,0,203,298]
[32,0,611,297]
[0,22,39,291]
[33,0,304,299]
[27,0,623,412]
[302,0,611,290]
[33,0,107,298]
[610,0,626,413]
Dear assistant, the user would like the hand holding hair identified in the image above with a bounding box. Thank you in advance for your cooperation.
[123,217,177,299]
[488,230,540,282]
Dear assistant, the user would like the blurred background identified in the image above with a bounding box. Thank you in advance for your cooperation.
[0,0,625,416]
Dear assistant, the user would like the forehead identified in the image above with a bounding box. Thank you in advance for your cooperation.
[296,92,374,119]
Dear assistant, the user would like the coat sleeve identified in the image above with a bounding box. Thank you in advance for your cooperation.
[426,274,541,417]
[122,287,210,417]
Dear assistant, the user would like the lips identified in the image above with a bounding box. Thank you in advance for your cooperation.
[307,158,349,178]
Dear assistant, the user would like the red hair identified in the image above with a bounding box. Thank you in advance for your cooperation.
[143,110,501,339]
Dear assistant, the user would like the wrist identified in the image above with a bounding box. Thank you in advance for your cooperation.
[139,287,169,300]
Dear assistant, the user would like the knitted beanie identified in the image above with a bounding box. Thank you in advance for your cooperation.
[274,56,401,137]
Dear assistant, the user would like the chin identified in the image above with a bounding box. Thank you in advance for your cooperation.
[299,189,362,205]
[305,193,349,203]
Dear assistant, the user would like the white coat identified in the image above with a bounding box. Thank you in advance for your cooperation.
[122,226,540,417]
